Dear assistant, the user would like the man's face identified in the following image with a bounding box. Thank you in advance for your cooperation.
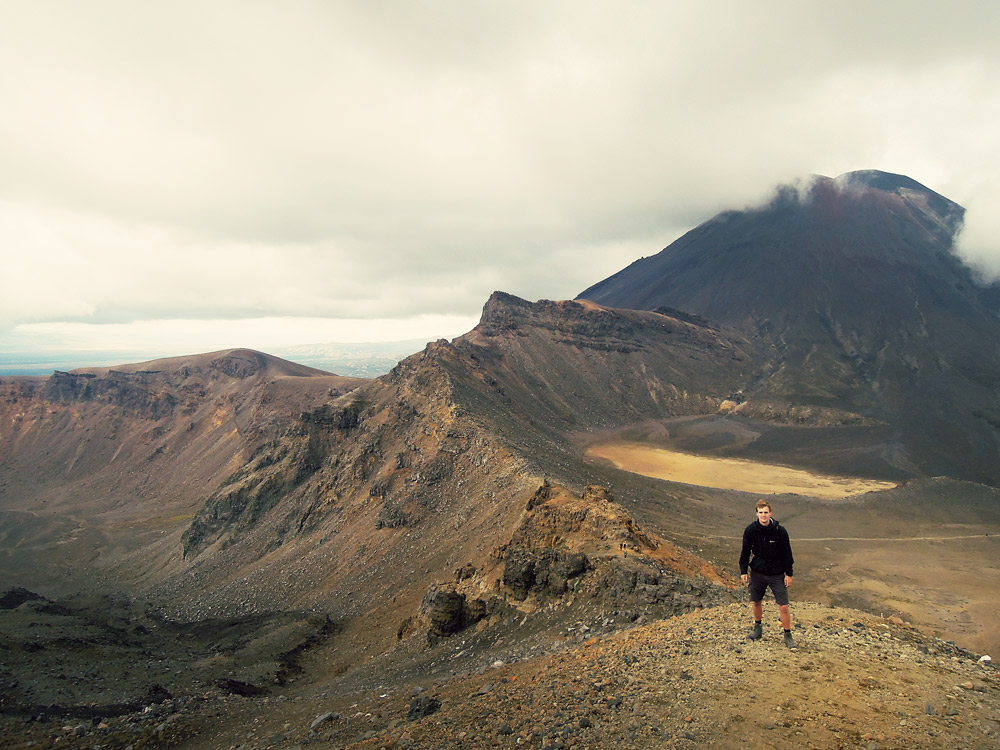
[756,506,772,525]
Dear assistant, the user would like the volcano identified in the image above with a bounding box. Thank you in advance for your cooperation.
[579,170,1000,484]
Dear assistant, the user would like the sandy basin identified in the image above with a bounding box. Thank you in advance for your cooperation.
[587,441,898,499]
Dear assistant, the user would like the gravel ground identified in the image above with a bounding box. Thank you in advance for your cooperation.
[4,602,997,749]
[312,602,1000,750]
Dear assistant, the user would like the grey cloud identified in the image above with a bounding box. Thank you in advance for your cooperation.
[1,1,999,338]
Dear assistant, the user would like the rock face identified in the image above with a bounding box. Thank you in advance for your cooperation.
[579,171,1000,483]
[457,293,756,433]
[502,547,588,599]
[420,584,490,639]
[498,482,730,608]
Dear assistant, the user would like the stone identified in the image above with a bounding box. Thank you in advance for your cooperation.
[422,585,469,636]
[309,711,339,730]
[407,696,441,721]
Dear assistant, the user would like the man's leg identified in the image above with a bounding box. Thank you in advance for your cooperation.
[747,572,766,640]
[779,604,796,648]
[748,600,763,640]
[767,576,796,648]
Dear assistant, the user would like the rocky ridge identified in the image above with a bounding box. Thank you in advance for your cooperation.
[145,297,758,630]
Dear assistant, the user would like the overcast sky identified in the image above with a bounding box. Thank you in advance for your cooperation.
[2,1,999,365]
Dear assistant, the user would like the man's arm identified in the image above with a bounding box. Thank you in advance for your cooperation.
[738,525,752,577]
[781,527,794,584]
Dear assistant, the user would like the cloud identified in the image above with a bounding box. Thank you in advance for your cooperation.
[0,314,479,359]
[1,1,999,356]
[954,185,1000,282]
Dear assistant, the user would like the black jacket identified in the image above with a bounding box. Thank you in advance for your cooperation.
[739,518,794,577]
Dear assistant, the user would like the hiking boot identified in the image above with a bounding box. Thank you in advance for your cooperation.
[784,631,797,649]
[747,622,762,641]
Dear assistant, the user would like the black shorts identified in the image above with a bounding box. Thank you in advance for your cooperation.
[748,571,789,606]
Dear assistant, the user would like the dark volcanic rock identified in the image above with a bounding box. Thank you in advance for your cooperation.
[0,592,333,718]
[0,587,42,610]
[407,695,441,720]
[502,548,589,599]
[420,584,489,639]
[502,548,538,600]
[422,585,469,636]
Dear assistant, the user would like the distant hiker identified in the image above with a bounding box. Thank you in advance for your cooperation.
[739,499,796,648]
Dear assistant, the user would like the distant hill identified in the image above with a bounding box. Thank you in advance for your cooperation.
[0,340,421,378]
[579,170,1000,484]
[70,347,336,378]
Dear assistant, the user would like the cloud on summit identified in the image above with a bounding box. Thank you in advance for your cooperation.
[2,1,999,355]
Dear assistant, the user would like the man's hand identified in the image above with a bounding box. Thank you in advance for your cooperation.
[784,575,793,588]
[741,574,748,585]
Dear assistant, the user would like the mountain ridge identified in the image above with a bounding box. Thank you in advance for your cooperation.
[67,347,338,379]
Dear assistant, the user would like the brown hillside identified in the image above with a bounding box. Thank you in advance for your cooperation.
[0,349,364,598]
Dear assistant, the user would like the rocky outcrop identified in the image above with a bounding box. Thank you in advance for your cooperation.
[43,370,179,419]
[502,548,589,599]
[419,584,493,640]
[0,587,43,610]
[496,482,732,614]
[400,480,734,648]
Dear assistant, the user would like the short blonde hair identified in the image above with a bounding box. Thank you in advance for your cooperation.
[755,500,771,511]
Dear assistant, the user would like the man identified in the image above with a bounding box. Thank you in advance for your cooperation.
[739,500,796,648]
